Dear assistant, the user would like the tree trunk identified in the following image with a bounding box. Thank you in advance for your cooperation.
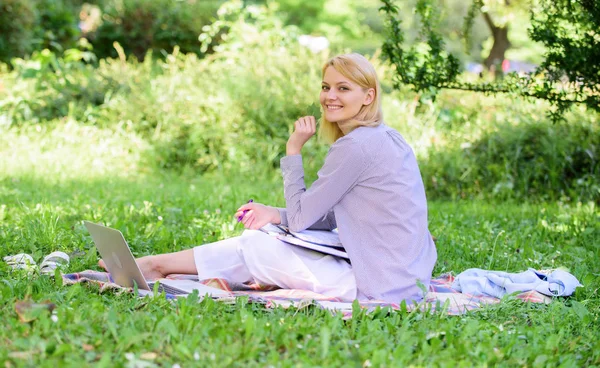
[482,12,511,70]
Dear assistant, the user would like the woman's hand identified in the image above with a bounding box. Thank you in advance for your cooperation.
[235,202,281,230]
[287,116,316,156]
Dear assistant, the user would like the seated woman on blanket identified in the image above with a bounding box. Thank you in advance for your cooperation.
[100,53,437,303]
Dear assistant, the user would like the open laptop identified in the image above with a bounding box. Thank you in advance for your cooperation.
[84,221,231,298]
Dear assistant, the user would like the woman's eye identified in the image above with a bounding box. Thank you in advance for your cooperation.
[339,87,349,91]
[321,86,329,91]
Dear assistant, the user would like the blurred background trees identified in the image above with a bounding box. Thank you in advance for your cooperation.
[0,0,224,61]
[0,0,556,66]
[0,0,82,61]
[0,0,598,202]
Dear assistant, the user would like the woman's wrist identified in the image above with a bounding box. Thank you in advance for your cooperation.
[286,143,301,156]
[269,207,282,224]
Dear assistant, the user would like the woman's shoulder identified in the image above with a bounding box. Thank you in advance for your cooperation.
[337,123,413,159]
[327,124,391,159]
[341,123,397,145]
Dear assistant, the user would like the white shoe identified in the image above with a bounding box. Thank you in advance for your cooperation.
[3,253,37,272]
[39,251,70,275]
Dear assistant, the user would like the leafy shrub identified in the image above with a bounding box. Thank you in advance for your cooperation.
[422,114,599,202]
[0,0,82,63]
[0,44,123,126]
[90,1,325,172]
[0,1,323,172]
[0,0,37,62]
[33,0,81,52]
[92,0,223,60]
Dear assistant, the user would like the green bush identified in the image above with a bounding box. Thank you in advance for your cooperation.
[33,0,81,52]
[0,0,82,63]
[92,0,223,60]
[88,1,324,172]
[0,0,37,63]
[423,116,599,202]
[0,1,322,171]
[0,44,121,125]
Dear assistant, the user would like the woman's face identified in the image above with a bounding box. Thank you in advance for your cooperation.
[320,66,374,125]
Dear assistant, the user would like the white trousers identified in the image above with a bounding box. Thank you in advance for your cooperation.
[193,230,357,301]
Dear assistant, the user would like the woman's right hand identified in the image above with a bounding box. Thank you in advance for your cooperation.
[235,202,281,230]
[286,116,316,156]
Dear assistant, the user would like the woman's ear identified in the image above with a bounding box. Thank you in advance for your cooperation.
[363,88,375,106]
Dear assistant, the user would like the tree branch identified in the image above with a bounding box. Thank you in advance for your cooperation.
[482,11,498,34]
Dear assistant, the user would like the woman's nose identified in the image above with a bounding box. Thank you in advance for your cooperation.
[326,89,337,100]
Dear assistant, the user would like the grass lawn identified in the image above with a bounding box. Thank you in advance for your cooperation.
[1,168,598,367]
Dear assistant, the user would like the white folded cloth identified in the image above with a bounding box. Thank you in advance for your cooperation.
[451,268,582,298]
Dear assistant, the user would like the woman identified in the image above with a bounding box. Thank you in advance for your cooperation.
[100,53,437,303]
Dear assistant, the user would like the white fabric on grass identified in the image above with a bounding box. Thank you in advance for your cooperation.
[451,268,582,298]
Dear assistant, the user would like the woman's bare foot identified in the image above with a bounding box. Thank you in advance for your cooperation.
[98,255,166,280]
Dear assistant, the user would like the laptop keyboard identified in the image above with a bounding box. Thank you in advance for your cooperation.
[147,282,187,295]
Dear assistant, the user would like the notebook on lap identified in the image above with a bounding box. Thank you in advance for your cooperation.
[83,221,230,298]
[259,223,349,260]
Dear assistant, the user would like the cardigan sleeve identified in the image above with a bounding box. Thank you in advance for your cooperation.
[280,138,366,232]
[277,208,337,230]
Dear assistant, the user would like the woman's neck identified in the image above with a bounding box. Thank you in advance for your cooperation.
[336,120,356,136]
[337,120,382,136]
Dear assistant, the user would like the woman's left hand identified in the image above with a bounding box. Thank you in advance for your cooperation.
[287,116,316,155]
[235,202,281,230]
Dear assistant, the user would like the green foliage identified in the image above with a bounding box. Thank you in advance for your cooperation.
[269,0,326,29]
[0,0,81,63]
[528,0,600,116]
[249,0,385,53]
[380,0,461,98]
[423,112,599,201]
[380,0,600,117]
[1,1,324,172]
[33,0,81,52]
[273,0,374,41]
[1,43,114,125]
[0,0,37,62]
[376,87,600,203]
[91,0,223,60]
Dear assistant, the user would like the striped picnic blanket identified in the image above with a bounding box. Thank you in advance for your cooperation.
[62,271,552,317]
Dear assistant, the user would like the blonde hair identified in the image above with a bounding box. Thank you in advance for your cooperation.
[319,53,383,144]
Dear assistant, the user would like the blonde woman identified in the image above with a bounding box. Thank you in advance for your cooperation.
[100,53,437,303]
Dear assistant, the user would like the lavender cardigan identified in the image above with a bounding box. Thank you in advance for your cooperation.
[277,123,437,302]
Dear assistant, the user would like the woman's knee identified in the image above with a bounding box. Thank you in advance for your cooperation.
[239,230,282,253]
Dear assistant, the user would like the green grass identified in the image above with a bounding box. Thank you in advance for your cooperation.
[0,77,599,366]
[1,158,599,366]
